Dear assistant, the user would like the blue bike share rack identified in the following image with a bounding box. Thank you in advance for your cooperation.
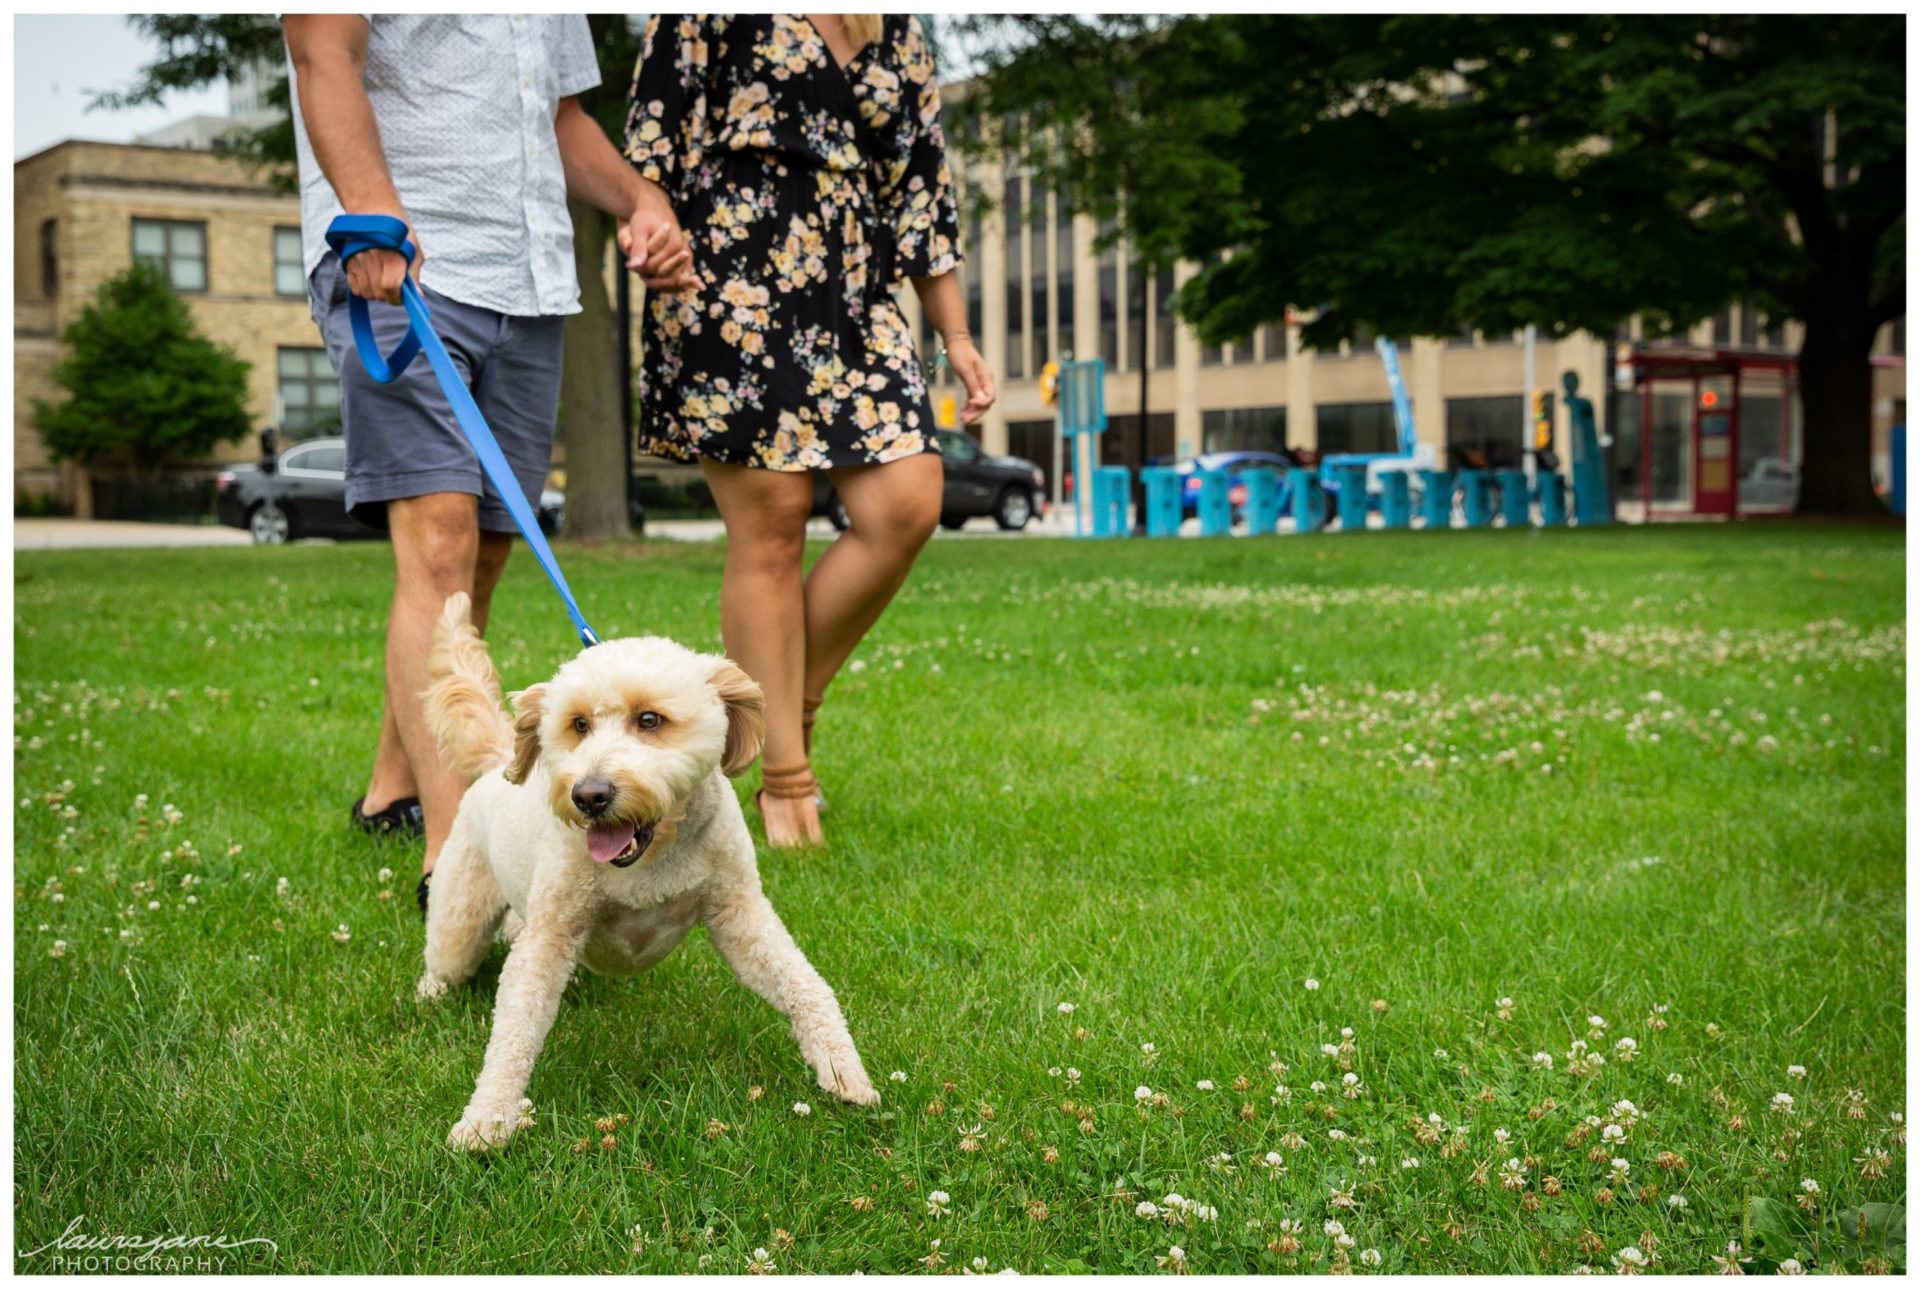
[1092,465,1131,537]
[1292,470,1328,532]
[1195,470,1232,536]
[1379,471,1411,529]
[1141,466,1183,537]
[1459,468,1493,528]
[1497,468,1532,527]
[1242,467,1285,535]
[1538,471,1569,526]
[1419,470,1453,529]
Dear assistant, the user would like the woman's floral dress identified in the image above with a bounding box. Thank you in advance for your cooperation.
[624,14,964,472]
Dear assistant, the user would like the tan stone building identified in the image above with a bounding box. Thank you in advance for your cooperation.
[14,140,328,512]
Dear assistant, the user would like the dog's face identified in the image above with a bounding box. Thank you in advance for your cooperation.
[502,638,764,867]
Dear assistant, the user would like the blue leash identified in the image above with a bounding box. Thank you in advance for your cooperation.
[324,214,600,649]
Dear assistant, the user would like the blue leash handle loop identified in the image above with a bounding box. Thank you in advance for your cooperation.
[324,214,599,649]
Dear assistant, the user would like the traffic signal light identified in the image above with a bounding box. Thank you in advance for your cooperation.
[1039,360,1060,407]
[1531,388,1552,451]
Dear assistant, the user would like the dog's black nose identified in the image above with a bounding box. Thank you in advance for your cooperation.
[571,778,615,818]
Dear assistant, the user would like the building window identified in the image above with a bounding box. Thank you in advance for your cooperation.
[274,226,305,296]
[131,218,207,292]
[1003,172,1026,380]
[965,209,982,351]
[40,219,57,297]
[1316,401,1400,455]
[1030,184,1050,368]
[1201,405,1287,453]
[1097,225,1119,370]
[1153,264,1176,369]
[1054,186,1074,360]
[1259,323,1286,362]
[1006,418,1056,492]
[1444,394,1538,470]
[277,347,340,434]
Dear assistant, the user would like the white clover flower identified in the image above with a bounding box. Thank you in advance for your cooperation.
[1771,1092,1794,1113]
[1136,1200,1160,1219]
[926,1189,950,1217]
[1602,1124,1627,1144]
[1065,1068,1081,1085]
[1323,1219,1346,1237]
[1667,1072,1685,1086]
[1195,1079,1214,1091]
[1778,1259,1805,1275]
[792,1101,812,1117]
[1532,1051,1554,1070]
[1141,1042,1156,1056]
[376,866,394,884]
[1342,1072,1359,1087]
[1400,1157,1421,1170]
[1800,1178,1820,1195]
[1667,1194,1688,1210]
[1340,1026,1354,1039]
[1321,1043,1340,1058]
[1360,1249,1381,1267]
[1787,1064,1807,1080]
[1613,1246,1648,1273]
[890,1070,907,1083]
[1494,1128,1511,1145]
[1134,1086,1153,1102]
[1304,977,1320,991]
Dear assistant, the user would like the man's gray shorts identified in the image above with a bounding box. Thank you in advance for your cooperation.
[308,252,564,533]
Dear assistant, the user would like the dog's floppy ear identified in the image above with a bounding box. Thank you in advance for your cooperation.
[709,659,765,777]
[505,683,547,785]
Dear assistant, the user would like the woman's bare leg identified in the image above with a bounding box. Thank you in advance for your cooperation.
[701,459,821,847]
[804,452,943,720]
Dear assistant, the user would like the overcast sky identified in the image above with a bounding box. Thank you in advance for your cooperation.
[14,15,230,159]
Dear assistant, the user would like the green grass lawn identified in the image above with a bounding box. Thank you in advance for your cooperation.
[13,524,1906,1274]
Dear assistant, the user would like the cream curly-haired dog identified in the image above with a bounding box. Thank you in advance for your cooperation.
[418,593,878,1150]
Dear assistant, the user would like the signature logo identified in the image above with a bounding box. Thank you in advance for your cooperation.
[22,1215,279,1272]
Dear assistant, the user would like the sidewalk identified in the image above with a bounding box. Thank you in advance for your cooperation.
[13,519,253,550]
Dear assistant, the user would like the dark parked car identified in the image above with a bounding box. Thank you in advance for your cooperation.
[812,428,1048,532]
[215,435,568,544]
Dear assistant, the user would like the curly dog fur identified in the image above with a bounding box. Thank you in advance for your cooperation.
[419,593,877,1150]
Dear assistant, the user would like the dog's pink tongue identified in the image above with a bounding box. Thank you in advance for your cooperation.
[586,822,637,864]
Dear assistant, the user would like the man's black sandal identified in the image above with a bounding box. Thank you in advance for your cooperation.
[417,872,431,918]
[351,796,425,840]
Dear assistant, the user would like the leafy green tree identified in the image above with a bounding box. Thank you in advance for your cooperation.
[90,16,294,184]
[959,15,1904,513]
[97,15,645,537]
[34,262,253,472]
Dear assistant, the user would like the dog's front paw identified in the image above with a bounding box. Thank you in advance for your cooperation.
[817,1054,879,1107]
[446,1112,515,1153]
[416,973,450,1002]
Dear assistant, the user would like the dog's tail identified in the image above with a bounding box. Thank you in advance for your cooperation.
[425,592,513,780]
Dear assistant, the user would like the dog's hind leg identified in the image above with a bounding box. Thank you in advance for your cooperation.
[445,900,592,1151]
[417,823,506,1001]
[702,889,879,1107]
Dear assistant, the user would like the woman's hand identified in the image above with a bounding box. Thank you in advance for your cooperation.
[944,333,996,425]
[620,181,701,294]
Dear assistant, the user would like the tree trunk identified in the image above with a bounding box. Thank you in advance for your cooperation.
[560,196,632,541]
[1794,306,1882,515]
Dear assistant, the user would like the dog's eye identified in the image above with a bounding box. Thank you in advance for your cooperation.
[636,710,663,731]
[571,715,590,735]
